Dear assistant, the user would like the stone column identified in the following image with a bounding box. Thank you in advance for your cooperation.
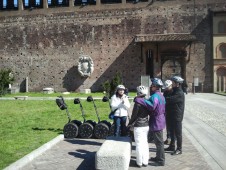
[224,76,226,92]
[96,0,101,6]
[18,0,24,11]
[122,0,126,4]
[218,76,221,92]
[69,0,74,7]
[43,0,48,9]
[213,69,218,92]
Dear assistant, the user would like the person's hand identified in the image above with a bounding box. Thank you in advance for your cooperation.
[127,125,134,132]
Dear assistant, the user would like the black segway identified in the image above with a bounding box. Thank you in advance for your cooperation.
[74,98,96,138]
[56,96,82,138]
[87,96,111,139]
[102,96,115,136]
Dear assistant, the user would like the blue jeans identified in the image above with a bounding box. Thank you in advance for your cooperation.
[113,116,127,137]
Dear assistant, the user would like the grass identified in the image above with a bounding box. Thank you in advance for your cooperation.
[214,92,226,96]
[2,92,105,97]
[0,98,114,169]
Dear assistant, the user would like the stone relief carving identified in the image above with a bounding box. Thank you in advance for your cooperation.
[78,55,94,77]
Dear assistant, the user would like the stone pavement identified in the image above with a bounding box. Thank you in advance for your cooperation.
[20,133,211,170]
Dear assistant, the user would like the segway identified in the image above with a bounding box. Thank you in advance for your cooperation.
[87,96,111,139]
[56,96,82,138]
[74,98,96,138]
[102,96,115,136]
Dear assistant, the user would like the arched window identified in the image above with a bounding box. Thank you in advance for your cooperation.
[216,43,226,59]
[218,21,226,33]
[219,43,226,58]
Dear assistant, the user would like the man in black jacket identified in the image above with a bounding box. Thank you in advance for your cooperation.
[164,76,185,155]
[163,80,173,145]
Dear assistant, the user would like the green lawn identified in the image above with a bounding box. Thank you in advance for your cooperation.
[3,92,105,97]
[0,98,113,169]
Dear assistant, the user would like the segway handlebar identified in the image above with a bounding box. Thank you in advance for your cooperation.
[74,98,86,122]
[87,96,101,122]
[56,96,71,123]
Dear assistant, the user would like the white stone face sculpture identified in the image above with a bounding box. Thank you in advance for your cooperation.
[78,55,94,77]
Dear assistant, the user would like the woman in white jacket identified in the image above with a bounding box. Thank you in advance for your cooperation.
[110,85,131,136]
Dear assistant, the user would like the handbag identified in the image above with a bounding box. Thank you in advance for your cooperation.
[108,108,118,120]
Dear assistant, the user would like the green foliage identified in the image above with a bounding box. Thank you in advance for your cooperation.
[102,72,123,98]
[110,72,123,97]
[102,80,111,97]
[0,69,14,96]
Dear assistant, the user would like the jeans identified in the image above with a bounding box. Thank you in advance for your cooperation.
[113,116,127,137]
[134,126,149,166]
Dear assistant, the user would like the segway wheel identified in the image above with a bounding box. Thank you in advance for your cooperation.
[86,120,97,127]
[63,122,79,138]
[100,120,111,129]
[109,123,115,136]
[79,122,94,138]
[71,120,82,127]
[94,122,109,139]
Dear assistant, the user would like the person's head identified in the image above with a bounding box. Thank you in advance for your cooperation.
[116,84,125,97]
[171,76,184,88]
[164,80,173,91]
[136,86,148,98]
[150,78,163,92]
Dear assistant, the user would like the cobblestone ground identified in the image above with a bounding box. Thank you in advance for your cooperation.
[185,93,226,137]
[22,136,211,170]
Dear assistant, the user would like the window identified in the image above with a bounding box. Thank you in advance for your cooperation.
[218,20,226,33]
[219,43,226,58]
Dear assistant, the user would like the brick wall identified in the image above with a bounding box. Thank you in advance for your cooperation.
[0,0,225,92]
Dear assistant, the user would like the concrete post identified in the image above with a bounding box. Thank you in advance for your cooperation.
[122,0,126,4]
[69,0,74,7]
[18,0,24,11]
[96,0,101,6]
[43,0,48,9]
[26,77,29,92]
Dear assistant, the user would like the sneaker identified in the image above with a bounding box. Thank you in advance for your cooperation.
[143,164,148,167]
[150,157,158,162]
[171,149,182,155]
[164,139,171,145]
[136,163,142,168]
[164,146,175,151]
[150,161,165,166]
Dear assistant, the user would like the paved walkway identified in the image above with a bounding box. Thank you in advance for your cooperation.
[4,93,226,170]
[19,134,211,170]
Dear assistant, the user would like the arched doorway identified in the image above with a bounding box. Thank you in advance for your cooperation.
[216,66,226,92]
[162,59,182,81]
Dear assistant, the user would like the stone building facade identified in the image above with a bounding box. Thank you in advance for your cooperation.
[0,0,226,92]
[213,11,226,92]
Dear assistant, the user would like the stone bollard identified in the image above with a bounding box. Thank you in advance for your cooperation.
[95,136,131,170]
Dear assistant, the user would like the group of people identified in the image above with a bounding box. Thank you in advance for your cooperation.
[110,76,185,168]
